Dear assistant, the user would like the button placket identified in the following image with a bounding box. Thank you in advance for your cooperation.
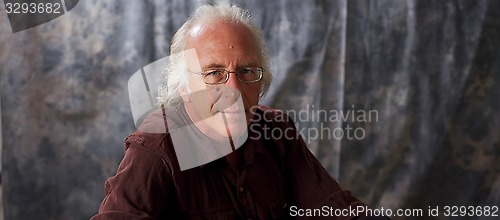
[236,169,247,198]
[236,168,258,219]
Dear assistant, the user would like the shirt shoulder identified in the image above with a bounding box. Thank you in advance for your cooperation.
[124,106,182,172]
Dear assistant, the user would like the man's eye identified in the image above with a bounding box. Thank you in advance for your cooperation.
[205,70,223,76]
[240,68,254,75]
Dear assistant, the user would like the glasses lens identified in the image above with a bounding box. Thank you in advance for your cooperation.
[200,68,263,84]
[238,68,262,82]
[203,69,226,84]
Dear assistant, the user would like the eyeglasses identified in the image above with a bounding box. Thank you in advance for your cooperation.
[193,67,264,85]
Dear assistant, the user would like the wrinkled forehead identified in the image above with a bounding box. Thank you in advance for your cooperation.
[184,20,261,70]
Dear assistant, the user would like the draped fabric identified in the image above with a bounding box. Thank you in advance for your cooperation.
[0,0,499,219]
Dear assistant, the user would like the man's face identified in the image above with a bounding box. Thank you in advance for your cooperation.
[182,20,262,138]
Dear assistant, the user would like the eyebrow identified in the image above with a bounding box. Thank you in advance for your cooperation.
[203,63,226,69]
[202,63,261,70]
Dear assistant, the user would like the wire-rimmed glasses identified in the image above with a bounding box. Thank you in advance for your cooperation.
[192,67,264,85]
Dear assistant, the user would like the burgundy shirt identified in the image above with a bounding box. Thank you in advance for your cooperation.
[91,105,366,219]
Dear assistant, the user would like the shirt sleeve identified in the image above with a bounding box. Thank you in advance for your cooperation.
[283,118,366,219]
[91,140,176,220]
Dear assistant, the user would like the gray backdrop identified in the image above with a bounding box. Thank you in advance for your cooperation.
[1,0,499,219]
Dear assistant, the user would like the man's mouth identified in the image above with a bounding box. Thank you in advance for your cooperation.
[211,99,245,114]
[220,109,245,116]
[218,107,246,122]
[221,108,245,114]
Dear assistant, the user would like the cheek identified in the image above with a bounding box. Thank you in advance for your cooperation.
[187,77,207,93]
[186,79,219,118]
[240,84,261,108]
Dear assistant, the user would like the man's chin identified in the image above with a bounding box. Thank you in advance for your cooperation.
[214,124,247,138]
[220,112,243,120]
[231,125,249,137]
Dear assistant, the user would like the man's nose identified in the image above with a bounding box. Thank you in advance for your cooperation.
[224,71,242,89]
[217,71,241,102]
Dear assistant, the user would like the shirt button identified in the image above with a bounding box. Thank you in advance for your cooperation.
[239,186,245,192]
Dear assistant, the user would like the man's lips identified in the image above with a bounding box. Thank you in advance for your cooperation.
[212,107,245,114]
[211,100,245,114]
[221,109,245,114]
[219,110,246,118]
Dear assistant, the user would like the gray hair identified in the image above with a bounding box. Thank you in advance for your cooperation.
[157,4,272,106]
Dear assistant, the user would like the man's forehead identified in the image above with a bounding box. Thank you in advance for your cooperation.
[186,19,260,67]
[188,19,255,43]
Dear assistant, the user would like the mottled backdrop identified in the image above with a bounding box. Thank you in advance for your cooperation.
[0,0,499,219]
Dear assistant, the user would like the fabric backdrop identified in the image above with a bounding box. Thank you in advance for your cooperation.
[0,0,499,219]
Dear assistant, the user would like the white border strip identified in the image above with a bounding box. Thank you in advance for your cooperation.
[60,0,68,13]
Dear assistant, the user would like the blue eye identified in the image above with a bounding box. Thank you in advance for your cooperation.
[205,70,224,76]
[239,68,254,75]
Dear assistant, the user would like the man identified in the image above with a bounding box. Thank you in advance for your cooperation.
[92,4,383,220]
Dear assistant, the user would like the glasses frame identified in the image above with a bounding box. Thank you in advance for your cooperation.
[192,67,264,85]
